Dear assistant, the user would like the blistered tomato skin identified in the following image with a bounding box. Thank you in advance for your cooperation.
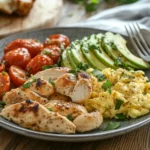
[44,34,70,48]
[2,48,31,69]
[9,65,28,87]
[0,72,10,98]
[26,54,54,75]
[4,39,43,57]
[41,45,61,64]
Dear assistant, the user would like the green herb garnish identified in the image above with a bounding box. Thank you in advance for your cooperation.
[27,67,32,71]
[114,57,123,67]
[67,114,73,121]
[49,78,55,86]
[42,64,58,70]
[22,82,31,89]
[115,113,126,120]
[72,0,138,12]
[41,49,51,55]
[25,72,29,77]
[1,71,6,76]
[77,62,89,71]
[31,75,37,82]
[104,122,120,131]
[0,101,6,108]
[69,69,80,75]
[102,80,112,90]
[114,57,131,70]
[92,70,106,81]
[48,108,53,111]
[115,99,124,110]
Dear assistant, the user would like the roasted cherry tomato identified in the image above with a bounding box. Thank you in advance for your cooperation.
[41,45,61,64]
[0,72,10,98]
[26,54,54,74]
[4,39,43,57]
[0,63,5,72]
[2,48,31,69]
[9,65,28,87]
[44,34,70,48]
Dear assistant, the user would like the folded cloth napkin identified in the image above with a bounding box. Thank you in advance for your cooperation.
[67,0,150,35]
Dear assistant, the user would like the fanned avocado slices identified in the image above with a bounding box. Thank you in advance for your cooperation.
[103,32,150,69]
[61,32,150,70]
[83,34,117,69]
[61,50,72,69]
[70,40,87,65]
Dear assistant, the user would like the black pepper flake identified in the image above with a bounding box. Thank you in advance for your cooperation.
[26,100,33,104]
[36,78,42,87]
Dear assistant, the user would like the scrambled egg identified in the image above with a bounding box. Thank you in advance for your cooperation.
[85,68,150,119]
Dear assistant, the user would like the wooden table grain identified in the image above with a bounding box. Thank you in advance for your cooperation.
[0,1,150,150]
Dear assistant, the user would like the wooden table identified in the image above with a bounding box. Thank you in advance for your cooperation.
[0,1,150,150]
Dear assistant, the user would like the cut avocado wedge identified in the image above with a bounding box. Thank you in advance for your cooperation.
[115,33,150,69]
[66,49,77,69]
[83,34,116,69]
[102,33,139,69]
[70,41,87,65]
[81,42,107,70]
[61,50,72,69]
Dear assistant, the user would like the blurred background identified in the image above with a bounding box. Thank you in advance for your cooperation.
[59,0,139,26]
[0,0,149,38]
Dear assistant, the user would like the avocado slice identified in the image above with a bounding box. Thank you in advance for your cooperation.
[81,42,107,70]
[70,40,87,65]
[83,34,116,69]
[115,33,150,69]
[61,50,72,69]
[102,33,139,69]
[66,48,77,69]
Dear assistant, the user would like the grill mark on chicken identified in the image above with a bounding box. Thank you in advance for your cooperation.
[78,72,90,79]
[26,99,33,104]
[19,101,39,115]
[36,78,42,87]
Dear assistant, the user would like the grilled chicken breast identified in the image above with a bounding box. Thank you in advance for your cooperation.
[3,88,48,105]
[44,100,88,119]
[27,78,54,97]
[49,93,71,102]
[55,72,92,104]
[0,100,76,134]
[73,111,103,132]
[0,0,16,14]
[55,73,77,96]
[0,0,34,16]
[34,67,70,81]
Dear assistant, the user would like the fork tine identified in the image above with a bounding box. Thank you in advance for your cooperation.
[125,25,146,59]
[134,23,150,55]
[128,24,149,56]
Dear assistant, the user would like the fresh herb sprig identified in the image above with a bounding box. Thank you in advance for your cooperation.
[104,122,120,130]
[71,0,138,12]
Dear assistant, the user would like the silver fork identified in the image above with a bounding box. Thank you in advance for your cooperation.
[125,23,150,62]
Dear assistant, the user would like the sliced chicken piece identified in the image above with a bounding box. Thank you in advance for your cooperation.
[15,0,34,16]
[34,67,70,81]
[55,72,92,104]
[3,88,48,105]
[0,0,16,14]
[49,93,71,102]
[70,77,92,104]
[27,78,54,97]
[44,100,87,119]
[0,100,76,134]
[55,73,77,96]
[73,111,103,132]
[0,0,34,16]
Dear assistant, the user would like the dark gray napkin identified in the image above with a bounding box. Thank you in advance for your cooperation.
[68,0,150,35]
